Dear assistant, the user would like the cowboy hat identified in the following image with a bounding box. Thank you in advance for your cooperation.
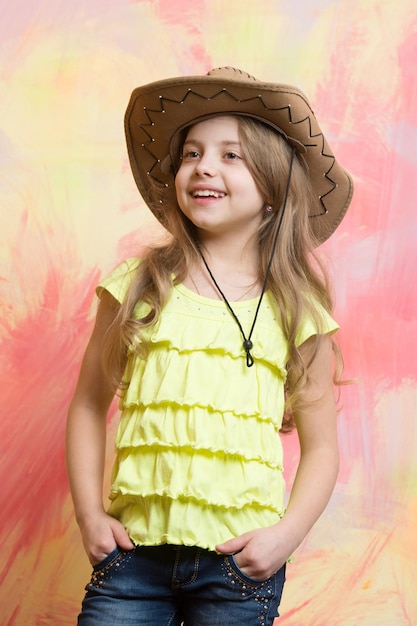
[124,67,353,242]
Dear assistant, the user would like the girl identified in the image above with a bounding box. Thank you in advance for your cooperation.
[66,67,353,625]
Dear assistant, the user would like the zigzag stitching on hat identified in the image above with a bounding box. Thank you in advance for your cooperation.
[306,130,337,218]
[283,111,337,218]
[137,88,338,217]
[315,156,337,217]
[136,107,171,181]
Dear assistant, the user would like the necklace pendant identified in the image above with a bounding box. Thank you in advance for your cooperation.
[243,339,254,367]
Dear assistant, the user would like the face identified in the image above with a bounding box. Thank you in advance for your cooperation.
[174,116,265,240]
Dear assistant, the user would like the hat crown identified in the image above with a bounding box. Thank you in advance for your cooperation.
[206,67,258,82]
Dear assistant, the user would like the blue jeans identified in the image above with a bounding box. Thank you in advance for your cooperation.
[77,544,286,625]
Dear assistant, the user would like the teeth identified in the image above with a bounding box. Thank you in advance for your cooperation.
[192,190,225,198]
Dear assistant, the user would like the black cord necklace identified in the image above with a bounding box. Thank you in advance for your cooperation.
[196,147,296,368]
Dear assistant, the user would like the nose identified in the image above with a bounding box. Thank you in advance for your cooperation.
[194,153,216,176]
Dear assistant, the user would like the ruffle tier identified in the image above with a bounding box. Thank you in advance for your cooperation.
[110,443,284,511]
[116,404,282,467]
[108,494,284,550]
[144,286,290,371]
[121,348,286,429]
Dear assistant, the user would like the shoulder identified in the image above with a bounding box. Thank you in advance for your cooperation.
[296,294,339,346]
[264,290,339,344]
[96,258,141,304]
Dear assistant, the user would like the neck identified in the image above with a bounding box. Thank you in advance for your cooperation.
[188,239,261,303]
[196,230,260,275]
[183,233,261,301]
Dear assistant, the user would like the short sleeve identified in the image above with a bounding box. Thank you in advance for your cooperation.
[96,258,140,304]
[295,299,339,347]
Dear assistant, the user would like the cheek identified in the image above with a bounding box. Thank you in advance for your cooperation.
[174,173,188,212]
[174,170,185,198]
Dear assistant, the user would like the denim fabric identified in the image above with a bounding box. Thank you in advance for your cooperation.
[77,544,286,625]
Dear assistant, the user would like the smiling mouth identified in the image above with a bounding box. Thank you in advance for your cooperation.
[191,190,226,199]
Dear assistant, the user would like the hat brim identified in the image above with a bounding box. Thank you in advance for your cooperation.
[125,68,353,243]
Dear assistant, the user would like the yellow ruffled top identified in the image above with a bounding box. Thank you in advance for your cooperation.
[97,258,338,551]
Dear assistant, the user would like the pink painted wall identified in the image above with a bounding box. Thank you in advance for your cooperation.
[1,1,416,624]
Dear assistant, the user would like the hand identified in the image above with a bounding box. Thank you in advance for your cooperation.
[216,523,296,580]
[79,511,135,566]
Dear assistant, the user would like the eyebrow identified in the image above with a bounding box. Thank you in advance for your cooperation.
[182,139,241,148]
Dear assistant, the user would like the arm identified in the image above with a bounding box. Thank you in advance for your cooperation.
[66,291,134,565]
[216,333,339,579]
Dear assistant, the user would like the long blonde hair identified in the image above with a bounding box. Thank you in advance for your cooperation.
[102,115,343,431]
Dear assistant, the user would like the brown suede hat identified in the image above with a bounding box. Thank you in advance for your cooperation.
[124,67,353,243]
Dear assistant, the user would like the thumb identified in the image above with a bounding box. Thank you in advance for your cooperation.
[111,520,135,551]
[216,534,247,555]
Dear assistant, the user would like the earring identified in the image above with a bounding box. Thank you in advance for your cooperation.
[265,205,273,213]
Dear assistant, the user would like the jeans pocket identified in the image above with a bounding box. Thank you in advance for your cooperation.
[87,547,136,593]
[92,546,121,572]
[227,554,270,585]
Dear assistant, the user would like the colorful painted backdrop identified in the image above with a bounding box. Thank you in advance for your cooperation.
[1,0,416,624]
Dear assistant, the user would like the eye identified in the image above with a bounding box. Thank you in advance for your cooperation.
[224,151,241,160]
[182,150,200,159]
